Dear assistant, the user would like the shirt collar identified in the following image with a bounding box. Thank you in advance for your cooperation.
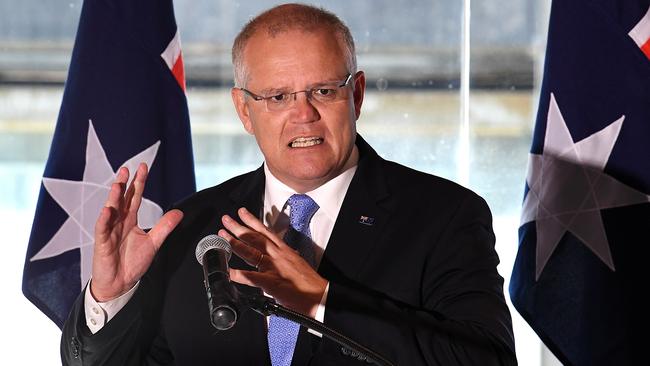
[263,163,358,221]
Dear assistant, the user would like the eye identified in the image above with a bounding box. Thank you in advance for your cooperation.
[268,93,289,103]
[314,88,336,97]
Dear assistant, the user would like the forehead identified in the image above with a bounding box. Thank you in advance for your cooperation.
[242,28,348,86]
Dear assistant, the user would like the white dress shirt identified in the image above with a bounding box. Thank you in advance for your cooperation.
[262,163,357,332]
[84,162,357,335]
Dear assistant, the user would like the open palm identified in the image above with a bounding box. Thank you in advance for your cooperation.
[90,163,183,302]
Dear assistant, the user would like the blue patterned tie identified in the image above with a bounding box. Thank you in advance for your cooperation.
[268,194,319,366]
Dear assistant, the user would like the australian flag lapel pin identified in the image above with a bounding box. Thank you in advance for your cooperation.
[358,215,375,226]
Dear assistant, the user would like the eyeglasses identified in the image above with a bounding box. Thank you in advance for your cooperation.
[239,73,353,112]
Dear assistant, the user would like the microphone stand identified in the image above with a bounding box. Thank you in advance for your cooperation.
[245,295,395,366]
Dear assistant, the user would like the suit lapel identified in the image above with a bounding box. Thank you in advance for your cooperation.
[228,165,265,217]
[319,135,392,285]
[226,165,266,275]
[224,166,274,361]
[297,136,394,363]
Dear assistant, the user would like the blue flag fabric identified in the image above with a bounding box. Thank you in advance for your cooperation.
[510,1,650,365]
[22,0,196,328]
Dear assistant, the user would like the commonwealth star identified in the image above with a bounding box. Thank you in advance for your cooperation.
[521,93,650,280]
[30,120,163,288]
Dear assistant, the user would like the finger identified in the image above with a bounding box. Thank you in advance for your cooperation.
[125,163,148,223]
[229,268,271,288]
[237,207,284,247]
[147,209,184,250]
[123,163,144,211]
[221,214,274,253]
[219,229,263,268]
[103,175,129,228]
[105,167,129,212]
[95,205,116,244]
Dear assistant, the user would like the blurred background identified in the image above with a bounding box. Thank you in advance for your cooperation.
[0,0,560,364]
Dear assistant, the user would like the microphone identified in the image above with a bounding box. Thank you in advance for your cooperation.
[195,234,240,330]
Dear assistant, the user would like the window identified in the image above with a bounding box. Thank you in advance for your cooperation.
[0,1,559,364]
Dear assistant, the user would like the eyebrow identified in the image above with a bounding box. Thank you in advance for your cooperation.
[312,76,346,86]
[258,87,288,96]
[257,76,345,95]
[311,79,342,88]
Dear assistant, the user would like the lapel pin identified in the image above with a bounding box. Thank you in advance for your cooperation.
[358,215,375,226]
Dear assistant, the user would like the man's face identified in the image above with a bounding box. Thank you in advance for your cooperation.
[232,29,365,193]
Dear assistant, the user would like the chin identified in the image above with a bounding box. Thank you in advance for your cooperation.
[290,167,329,181]
[288,164,333,184]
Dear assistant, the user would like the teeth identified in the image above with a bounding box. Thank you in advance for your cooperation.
[290,137,323,148]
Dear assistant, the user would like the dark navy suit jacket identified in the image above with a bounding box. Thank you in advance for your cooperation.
[62,135,517,365]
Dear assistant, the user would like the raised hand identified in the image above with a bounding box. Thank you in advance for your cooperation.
[219,207,327,318]
[90,163,183,302]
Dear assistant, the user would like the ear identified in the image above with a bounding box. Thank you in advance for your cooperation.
[231,88,255,135]
[352,71,366,120]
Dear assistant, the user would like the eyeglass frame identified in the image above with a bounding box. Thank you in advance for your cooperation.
[238,73,353,111]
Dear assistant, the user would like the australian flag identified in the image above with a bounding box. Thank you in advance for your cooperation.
[22,0,196,328]
[510,0,650,364]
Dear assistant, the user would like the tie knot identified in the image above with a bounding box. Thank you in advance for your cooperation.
[287,194,319,234]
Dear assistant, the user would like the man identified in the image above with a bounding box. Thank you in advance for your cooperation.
[62,4,517,365]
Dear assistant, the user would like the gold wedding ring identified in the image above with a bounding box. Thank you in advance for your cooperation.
[255,253,264,270]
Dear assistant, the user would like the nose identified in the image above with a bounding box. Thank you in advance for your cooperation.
[291,91,320,123]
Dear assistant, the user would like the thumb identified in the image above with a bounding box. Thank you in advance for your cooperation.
[148,209,184,250]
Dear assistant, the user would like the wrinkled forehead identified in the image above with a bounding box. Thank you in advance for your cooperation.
[242,28,349,83]
[244,26,347,59]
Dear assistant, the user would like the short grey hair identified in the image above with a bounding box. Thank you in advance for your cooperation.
[231,3,357,88]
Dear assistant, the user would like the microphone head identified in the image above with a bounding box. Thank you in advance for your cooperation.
[211,306,238,330]
[195,234,232,265]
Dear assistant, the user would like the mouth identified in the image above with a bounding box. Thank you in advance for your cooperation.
[288,136,323,148]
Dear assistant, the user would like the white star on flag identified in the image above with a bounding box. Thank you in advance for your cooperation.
[521,93,650,280]
[30,120,163,288]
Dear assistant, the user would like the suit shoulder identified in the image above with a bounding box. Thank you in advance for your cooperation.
[172,170,256,211]
[378,159,491,218]
[382,160,477,198]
